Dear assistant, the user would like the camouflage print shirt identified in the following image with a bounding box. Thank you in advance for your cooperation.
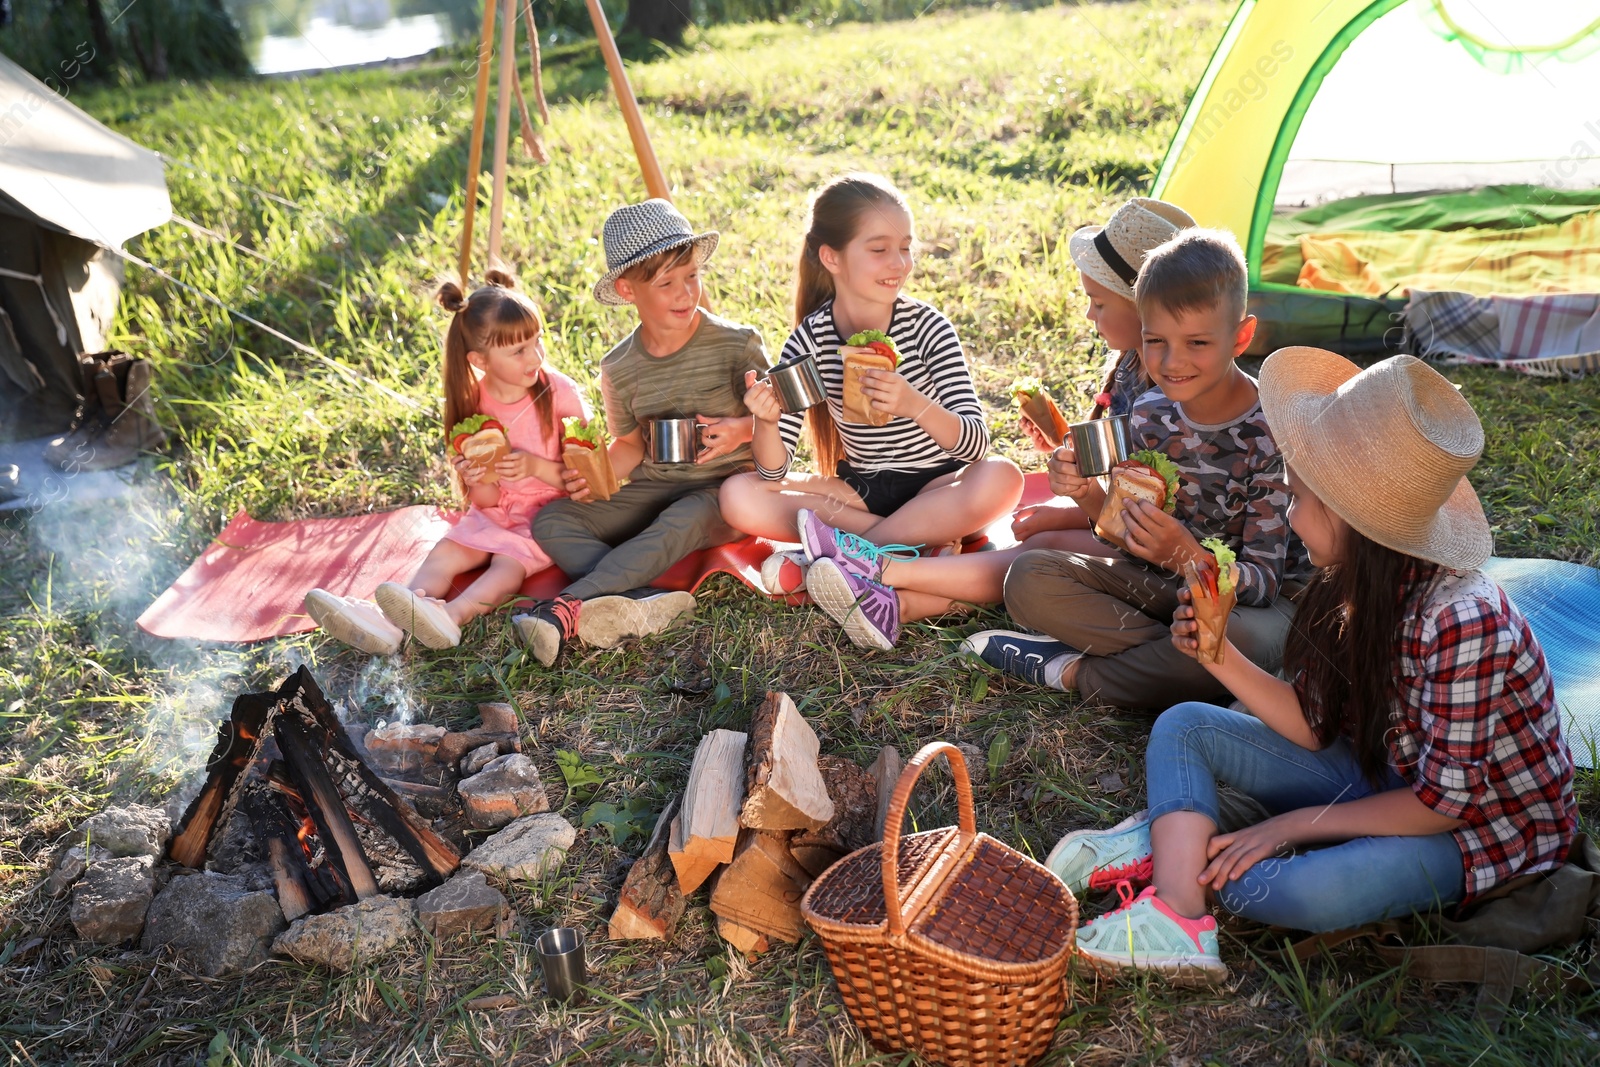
[1119,381,1314,606]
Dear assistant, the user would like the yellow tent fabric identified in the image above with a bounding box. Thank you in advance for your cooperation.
[1297,212,1600,297]
[1151,0,1390,266]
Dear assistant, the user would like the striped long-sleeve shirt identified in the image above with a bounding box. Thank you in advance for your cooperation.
[763,297,989,479]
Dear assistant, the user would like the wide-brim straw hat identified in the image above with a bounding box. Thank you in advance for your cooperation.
[1259,347,1493,571]
[1069,197,1197,300]
[593,198,720,306]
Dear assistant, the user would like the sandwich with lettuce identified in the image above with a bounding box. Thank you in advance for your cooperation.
[1093,448,1181,551]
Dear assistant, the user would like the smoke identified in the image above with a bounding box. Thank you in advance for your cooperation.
[345,656,421,726]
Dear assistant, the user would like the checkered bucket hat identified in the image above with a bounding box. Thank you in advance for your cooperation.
[593,199,720,306]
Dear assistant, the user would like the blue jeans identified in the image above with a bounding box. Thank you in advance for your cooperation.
[1146,701,1465,933]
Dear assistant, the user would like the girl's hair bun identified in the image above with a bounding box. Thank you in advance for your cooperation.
[436,280,468,313]
[483,268,520,290]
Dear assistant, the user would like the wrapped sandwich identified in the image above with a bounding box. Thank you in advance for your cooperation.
[1094,448,1180,552]
[562,415,619,502]
[839,330,899,427]
[450,414,510,485]
[1183,538,1239,665]
[1012,376,1071,449]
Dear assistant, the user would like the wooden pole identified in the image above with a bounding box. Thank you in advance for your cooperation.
[487,0,518,267]
[584,0,670,201]
[458,0,499,288]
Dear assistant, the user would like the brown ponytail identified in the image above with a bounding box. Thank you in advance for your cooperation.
[435,272,554,492]
[794,172,909,474]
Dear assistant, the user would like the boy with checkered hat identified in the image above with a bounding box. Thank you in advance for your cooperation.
[515,200,769,665]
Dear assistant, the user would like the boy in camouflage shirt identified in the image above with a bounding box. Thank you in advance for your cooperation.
[963,230,1312,710]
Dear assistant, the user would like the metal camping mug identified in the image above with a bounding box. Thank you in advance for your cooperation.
[648,417,703,465]
[535,926,586,1002]
[761,353,828,414]
[1066,413,1132,477]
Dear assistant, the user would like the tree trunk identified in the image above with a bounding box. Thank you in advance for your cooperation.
[622,0,689,46]
[83,0,117,67]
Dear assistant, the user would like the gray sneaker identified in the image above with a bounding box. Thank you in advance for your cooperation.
[578,589,696,649]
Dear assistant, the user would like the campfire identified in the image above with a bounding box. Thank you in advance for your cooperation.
[168,667,461,919]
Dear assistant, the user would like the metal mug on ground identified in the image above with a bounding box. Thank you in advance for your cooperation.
[1066,413,1132,477]
[535,926,586,1002]
[761,353,827,414]
[648,418,703,465]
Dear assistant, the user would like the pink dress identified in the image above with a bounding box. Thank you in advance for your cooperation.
[443,370,587,577]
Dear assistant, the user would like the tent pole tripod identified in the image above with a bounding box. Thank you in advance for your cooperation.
[458,0,498,288]
[584,0,670,201]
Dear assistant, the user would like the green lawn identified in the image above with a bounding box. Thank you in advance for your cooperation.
[3,3,1598,1063]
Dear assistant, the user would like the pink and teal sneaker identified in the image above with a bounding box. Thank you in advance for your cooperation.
[795,509,918,581]
[1075,884,1227,985]
[805,556,900,651]
[1045,810,1153,898]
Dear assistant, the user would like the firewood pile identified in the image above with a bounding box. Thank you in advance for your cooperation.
[608,691,902,957]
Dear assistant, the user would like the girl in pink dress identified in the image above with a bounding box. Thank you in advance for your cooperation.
[305,271,586,653]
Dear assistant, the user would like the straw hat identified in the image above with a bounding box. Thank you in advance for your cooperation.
[1069,198,1197,300]
[1259,347,1493,571]
[593,199,720,306]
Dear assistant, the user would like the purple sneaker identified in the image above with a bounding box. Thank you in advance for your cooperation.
[805,557,900,650]
[795,508,918,581]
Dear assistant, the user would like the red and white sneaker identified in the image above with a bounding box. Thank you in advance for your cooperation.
[760,550,809,596]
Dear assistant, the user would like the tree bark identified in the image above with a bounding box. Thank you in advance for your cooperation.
[622,0,690,46]
[83,0,117,67]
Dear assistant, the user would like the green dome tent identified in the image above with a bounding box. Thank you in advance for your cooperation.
[1152,0,1600,358]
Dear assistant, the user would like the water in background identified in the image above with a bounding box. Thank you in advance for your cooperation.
[224,0,481,75]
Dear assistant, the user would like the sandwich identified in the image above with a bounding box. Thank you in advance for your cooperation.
[839,329,899,427]
[450,414,510,485]
[1093,448,1181,552]
[1011,376,1071,449]
[1184,538,1239,664]
[561,415,618,502]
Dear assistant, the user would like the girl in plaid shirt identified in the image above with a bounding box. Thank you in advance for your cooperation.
[1052,348,1576,985]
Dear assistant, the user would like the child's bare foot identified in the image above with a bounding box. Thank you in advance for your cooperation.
[373,582,461,649]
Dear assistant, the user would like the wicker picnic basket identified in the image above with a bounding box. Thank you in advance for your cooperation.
[800,742,1078,1067]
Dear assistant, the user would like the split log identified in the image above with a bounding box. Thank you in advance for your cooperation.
[708,829,810,943]
[716,915,770,958]
[789,755,877,877]
[608,796,685,941]
[867,745,902,842]
[669,729,746,894]
[740,692,833,832]
[790,751,883,876]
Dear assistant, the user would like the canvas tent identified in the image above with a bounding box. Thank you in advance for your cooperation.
[0,51,171,441]
[1152,0,1600,363]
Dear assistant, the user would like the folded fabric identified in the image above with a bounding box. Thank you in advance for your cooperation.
[1406,289,1600,376]
[1299,210,1600,298]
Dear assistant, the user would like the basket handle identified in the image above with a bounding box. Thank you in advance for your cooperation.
[881,741,977,937]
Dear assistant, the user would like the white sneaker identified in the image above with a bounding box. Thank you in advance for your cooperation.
[373,582,461,649]
[303,589,403,656]
[760,550,809,596]
[578,590,696,649]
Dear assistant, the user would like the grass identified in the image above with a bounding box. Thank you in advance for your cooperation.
[3,2,1599,1063]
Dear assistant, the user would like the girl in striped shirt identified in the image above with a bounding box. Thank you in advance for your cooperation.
[720,173,1023,648]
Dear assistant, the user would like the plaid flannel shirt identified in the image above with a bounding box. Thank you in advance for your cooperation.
[1385,567,1576,903]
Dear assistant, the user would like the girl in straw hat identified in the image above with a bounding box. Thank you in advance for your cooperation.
[1058,348,1575,984]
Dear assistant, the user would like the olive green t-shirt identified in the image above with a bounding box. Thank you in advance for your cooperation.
[600,309,770,483]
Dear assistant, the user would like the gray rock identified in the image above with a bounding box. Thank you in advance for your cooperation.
[272,895,415,973]
[46,844,95,897]
[142,871,286,977]
[461,742,500,778]
[458,754,550,829]
[76,804,171,858]
[416,871,510,938]
[462,813,575,883]
[70,855,155,944]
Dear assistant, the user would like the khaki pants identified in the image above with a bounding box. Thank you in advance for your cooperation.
[1002,549,1298,711]
[532,477,739,600]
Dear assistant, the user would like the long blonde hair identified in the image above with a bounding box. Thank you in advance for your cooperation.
[794,173,910,474]
[435,269,552,452]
